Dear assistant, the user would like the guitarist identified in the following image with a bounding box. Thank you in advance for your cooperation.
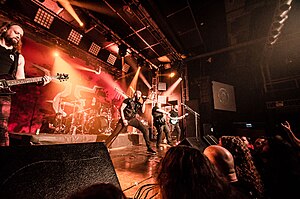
[169,104,186,143]
[152,103,173,148]
[0,21,51,146]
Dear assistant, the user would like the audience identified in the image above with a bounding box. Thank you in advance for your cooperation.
[67,183,127,199]
[252,129,300,199]
[155,145,248,199]
[281,120,300,148]
[220,136,265,199]
[69,122,300,199]
[241,136,254,151]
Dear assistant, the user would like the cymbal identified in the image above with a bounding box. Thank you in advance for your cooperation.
[61,102,78,107]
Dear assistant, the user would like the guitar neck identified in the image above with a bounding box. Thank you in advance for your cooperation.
[6,76,52,86]
[170,113,188,120]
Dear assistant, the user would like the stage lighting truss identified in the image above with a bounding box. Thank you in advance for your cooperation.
[67,29,82,45]
[267,0,293,46]
[89,42,101,56]
[34,8,54,29]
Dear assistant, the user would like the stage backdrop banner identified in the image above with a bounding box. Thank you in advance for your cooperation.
[212,81,236,112]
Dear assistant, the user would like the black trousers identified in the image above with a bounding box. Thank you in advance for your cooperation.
[154,122,172,146]
[170,123,182,142]
[105,117,152,149]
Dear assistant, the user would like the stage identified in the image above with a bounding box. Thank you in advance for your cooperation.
[9,131,146,148]
[7,131,168,198]
[109,144,169,198]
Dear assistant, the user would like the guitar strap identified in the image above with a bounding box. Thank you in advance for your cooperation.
[8,52,19,79]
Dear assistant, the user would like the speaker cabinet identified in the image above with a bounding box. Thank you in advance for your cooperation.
[179,135,218,152]
[179,137,208,152]
[0,142,120,199]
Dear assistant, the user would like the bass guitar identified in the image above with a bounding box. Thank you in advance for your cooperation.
[0,73,69,95]
[169,113,188,125]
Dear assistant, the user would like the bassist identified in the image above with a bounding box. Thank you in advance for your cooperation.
[169,104,187,143]
[0,21,51,146]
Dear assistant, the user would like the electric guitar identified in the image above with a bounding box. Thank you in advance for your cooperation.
[0,73,69,95]
[169,113,188,125]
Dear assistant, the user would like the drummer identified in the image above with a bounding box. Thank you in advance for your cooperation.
[87,96,101,116]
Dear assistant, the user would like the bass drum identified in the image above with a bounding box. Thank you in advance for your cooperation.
[85,116,108,134]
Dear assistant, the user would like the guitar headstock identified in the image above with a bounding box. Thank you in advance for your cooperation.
[56,73,69,82]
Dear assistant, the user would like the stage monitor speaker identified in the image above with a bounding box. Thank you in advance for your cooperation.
[203,134,219,145]
[0,142,120,199]
[179,137,208,152]
[179,135,218,152]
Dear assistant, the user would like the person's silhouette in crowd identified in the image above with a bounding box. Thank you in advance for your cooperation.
[220,136,265,199]
[67,183,126,199]
[155,145,248,199]
[203,145,238,183]
[252,124,300,199]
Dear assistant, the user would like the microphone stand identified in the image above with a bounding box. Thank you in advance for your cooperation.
[29,95,39,134]
[181,103,201,138]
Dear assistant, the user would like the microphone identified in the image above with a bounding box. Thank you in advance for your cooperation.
[142,95,148,100]
[181,103,186,106]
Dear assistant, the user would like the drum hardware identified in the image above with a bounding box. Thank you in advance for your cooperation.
[85,115,109,134]
[53,98,68,133]
[54,113,66,134]
[44,98,90,134]
[69,104,77,135]
[83,106,118,134]
[104,109,114,133]
[67,99,88,135]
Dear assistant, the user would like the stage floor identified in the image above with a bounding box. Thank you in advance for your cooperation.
[109,144,170,198]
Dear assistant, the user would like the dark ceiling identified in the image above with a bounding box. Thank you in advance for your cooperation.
[1,0,299,86]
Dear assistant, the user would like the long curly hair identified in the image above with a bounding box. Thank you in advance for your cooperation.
[0,21,23,53]
[156,145,237,199]
[220,136,265,198]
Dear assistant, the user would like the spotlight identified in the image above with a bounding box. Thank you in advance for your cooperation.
[273,15,288,28]
[137,57,145,67]
[278,0,292,12]
[268,36,279,45]
[267,0,293,46]
[118,44,127,57]
[53,51,60,57]
[169,72,175,78]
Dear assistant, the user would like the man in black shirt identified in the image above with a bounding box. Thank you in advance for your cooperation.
[169,105,183,143]
[105,90,156,154]
[152,103,173,148]
[0,21,51,146]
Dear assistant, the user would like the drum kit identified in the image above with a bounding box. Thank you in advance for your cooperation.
[43,97,118,134]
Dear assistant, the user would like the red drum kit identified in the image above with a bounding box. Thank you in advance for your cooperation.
[44,98,118,134]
